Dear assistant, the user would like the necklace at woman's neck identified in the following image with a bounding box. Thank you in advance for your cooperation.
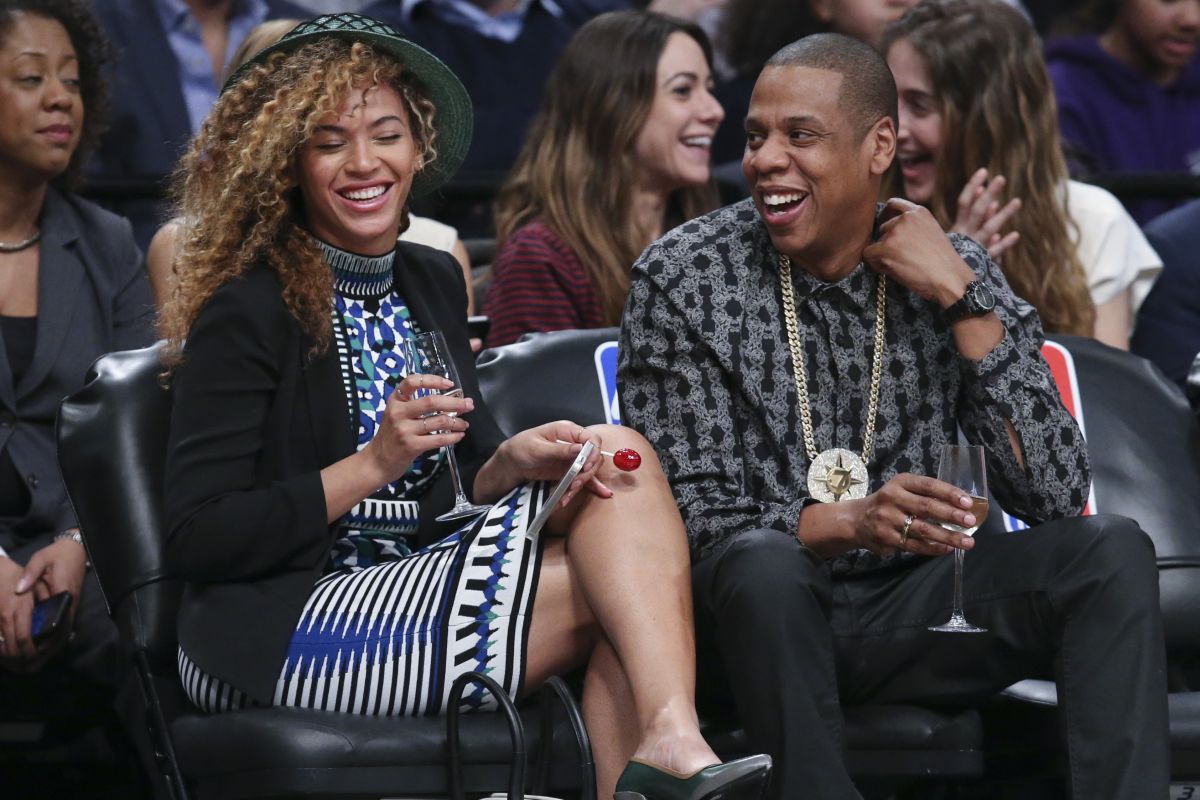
[0,175,47,251]
[0,229,40,253]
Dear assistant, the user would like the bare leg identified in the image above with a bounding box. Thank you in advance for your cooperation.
[523,425,718,797]
[582,637,641,794]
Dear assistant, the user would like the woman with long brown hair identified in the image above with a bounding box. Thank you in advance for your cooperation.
[482,10,723,348]
[882,0,1160,349]
[159,15,769,800]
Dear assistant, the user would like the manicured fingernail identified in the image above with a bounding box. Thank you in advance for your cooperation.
[964,514,976,527]
[959,496,972,507]
[15,578,28,593]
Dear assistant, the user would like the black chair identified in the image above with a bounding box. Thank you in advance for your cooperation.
[477,329,1200,794]
[56,343,593,800]
[979,335,1200,785]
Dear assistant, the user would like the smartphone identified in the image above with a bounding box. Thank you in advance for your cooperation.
[30,591,72,643]
[525,441,595,541]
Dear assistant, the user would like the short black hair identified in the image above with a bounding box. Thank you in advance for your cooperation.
[766,32,897,137]
[0,0,113,188]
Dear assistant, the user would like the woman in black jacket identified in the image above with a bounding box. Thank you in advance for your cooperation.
[158,15,769,800]
[0,0,154,679]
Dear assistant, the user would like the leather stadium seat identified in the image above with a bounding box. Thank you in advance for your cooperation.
[56,343,593,800]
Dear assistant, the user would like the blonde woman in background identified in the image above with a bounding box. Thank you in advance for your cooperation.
[882,0,1160,349]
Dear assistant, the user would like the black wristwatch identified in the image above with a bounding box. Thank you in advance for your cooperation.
[941,280,996,324]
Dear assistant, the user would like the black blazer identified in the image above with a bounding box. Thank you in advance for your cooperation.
[164,242,506,703]
[0,187,155,549]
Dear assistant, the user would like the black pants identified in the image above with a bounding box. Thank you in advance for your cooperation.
[692,515,1170,800]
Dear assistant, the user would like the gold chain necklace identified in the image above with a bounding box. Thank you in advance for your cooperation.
[777,253,887,502]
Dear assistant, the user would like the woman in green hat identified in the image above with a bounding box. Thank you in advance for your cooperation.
[157,15,770,800]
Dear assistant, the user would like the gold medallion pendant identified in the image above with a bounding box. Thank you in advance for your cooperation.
[807,447,869,503]
[777,253,887,503]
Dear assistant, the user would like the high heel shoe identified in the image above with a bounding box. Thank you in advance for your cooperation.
[613,753,772,800]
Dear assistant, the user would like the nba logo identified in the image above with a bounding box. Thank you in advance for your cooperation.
[594,341,621,425]
[1002,341,1096,531]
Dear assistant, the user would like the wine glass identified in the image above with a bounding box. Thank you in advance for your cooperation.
[404,331,491,522]
[928,444,989,633]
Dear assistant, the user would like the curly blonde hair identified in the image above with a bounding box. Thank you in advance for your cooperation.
[157,38,439,368]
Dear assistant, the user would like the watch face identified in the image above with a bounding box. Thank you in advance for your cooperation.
[970,281,996,312]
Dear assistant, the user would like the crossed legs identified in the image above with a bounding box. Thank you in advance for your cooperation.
[522,424,719,798]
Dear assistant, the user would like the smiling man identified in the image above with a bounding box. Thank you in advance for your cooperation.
[618,33,1169,800]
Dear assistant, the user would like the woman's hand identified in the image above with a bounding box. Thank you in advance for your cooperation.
[361,373,473,486]
[949,168,1021,261]
[495,422,613,507]
[0,536,87,671]
[322,373,474,524]
[850,474,978,557]
[0,556,37,668]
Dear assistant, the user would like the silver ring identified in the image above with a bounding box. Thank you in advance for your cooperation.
[420,417,430,434]
[900,514,915,544]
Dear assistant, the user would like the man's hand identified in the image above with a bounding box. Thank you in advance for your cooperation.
[864,198,979,309]
[950,168,1021,261]
[799,474,980,558]
[851,474,978,557]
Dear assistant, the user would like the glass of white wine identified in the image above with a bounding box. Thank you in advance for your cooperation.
[404,331,491,522]
[929,443,989,633]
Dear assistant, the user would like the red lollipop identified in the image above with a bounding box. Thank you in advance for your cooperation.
[612,448,642,472]
[554,439,643,471]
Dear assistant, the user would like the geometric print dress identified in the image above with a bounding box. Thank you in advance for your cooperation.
[179,242,550,716]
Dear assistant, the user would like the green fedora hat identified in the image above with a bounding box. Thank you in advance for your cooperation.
[223,13,473,198]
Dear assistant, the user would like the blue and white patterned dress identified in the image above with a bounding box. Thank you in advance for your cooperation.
[179,242,550,715]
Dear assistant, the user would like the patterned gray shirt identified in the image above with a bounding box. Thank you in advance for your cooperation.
[618,199,1091,572]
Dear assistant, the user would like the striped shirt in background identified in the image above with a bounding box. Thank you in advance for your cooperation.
[483,220,605,348]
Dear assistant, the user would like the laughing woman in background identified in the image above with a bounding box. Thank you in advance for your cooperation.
[483,11,724,348]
